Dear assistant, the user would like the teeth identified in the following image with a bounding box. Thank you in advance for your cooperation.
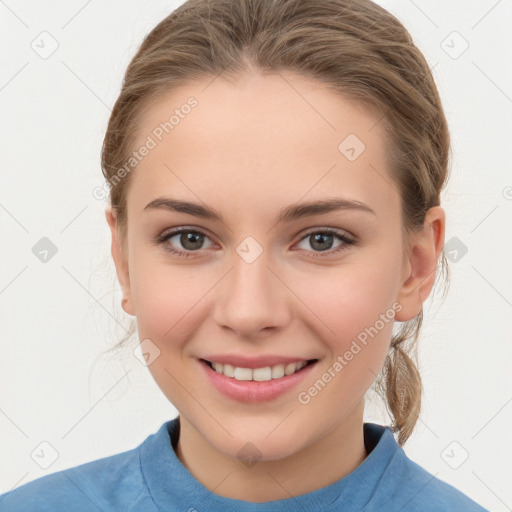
[284,362,297,375]
[271,364,285,379]
[223,363,235,378]
[234,367,252,381]
[209,360,310,381]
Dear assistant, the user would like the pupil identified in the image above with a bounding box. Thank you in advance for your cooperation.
[311,233,333,251]
[181,232,203,250]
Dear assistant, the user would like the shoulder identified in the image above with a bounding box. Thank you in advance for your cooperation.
[398,462,489,512]
[0,433,156,512]
[365,434,489,512]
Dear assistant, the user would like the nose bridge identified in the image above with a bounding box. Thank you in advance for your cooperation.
[213,237,289,336]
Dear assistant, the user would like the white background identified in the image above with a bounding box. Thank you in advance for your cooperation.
[0,1,511,510]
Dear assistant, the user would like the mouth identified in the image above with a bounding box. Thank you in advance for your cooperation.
[200,358,319,382]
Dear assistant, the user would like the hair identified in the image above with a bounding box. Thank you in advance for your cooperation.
[100,0,451,446]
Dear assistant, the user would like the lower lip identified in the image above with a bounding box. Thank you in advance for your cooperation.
[198,359,318,403]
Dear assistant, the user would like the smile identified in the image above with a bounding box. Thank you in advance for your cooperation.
[198,356,319,403]
[202,359,317,381]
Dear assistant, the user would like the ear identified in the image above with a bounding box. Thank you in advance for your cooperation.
[105,207,135,316]
[395,206,446,322]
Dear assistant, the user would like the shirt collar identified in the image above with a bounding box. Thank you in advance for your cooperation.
[140,416,400,512]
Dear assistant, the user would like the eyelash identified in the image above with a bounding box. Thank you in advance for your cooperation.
[154,227,356,259]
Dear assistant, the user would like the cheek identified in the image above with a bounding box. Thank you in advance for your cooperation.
[129,251,222,362]
[297,251,401,346]
[132,270,201,342]
[293,250,400,399]
[131,238,401,348]
[128,258,214,408]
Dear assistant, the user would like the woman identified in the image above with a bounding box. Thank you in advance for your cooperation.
[0,0,489,510]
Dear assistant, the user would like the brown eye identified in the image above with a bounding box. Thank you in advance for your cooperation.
[157,228,214,257]
[295,229,356,258]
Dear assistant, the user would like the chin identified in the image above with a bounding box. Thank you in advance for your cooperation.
[210,421,310,463]
[227,436,302,464]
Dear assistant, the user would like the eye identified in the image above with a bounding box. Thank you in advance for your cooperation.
[294,229,356,258]
[154,227,356,259]
[156,228,214,257]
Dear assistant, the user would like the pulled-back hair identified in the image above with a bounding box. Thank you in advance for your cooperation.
[101,0,451,445]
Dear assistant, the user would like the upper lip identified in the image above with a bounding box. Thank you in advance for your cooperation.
[200,354,317,369]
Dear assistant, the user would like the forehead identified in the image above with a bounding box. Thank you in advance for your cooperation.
[127,71,400,221]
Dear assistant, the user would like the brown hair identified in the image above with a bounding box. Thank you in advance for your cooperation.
[101,0,451,446]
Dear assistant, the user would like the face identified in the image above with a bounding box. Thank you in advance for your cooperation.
[106,70,443,461]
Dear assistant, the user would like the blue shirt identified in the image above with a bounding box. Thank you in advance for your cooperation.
[0,416,489,511]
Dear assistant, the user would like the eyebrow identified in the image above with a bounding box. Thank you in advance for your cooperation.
[143,196,376,223]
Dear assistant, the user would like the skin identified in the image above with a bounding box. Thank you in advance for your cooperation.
[105,70,445,502]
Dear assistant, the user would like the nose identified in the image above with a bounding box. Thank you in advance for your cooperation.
[212,245,291,339]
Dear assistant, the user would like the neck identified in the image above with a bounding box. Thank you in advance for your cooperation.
[175,401,368,502]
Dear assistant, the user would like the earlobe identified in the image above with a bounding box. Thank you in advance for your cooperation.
[105,208,135,316]
[394,206,446,322]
